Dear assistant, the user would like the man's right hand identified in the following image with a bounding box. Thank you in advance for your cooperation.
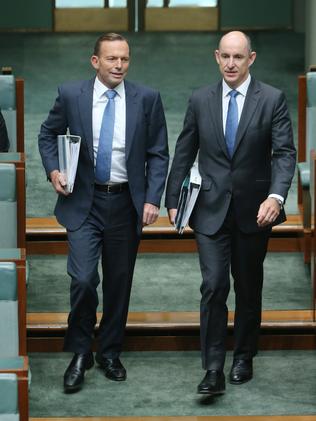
[50,170,69,196]
[168,208,177,225]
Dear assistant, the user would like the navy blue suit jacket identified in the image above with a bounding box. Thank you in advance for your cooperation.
[165,78,296,235]
[39,78,169,234]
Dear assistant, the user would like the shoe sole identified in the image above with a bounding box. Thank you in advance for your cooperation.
[197,388,225,395]
[105,372,127,382]
[64,383,83,393]
[229,377,252,385]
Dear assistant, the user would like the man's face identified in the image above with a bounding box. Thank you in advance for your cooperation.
[215,32,256,89]
[91,40,130,88]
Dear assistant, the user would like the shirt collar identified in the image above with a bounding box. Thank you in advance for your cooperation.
[94,76,125,99]
[222,74,251,98]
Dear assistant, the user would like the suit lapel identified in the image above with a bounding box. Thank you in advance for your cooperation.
[233,78,260,155]
[207,82,230,158]
[124,80,138,160]
[78,78,94,163]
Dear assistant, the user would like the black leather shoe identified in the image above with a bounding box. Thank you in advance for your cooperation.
[229,359,253,384]
[197,370,225,395]
[64,352,94,393]
[96,356,126,381]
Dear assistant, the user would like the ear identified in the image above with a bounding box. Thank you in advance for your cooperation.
[90,55,99,70]
[248,51,256,67]
[214,49,220,65]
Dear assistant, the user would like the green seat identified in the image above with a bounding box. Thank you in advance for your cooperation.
[297,72,316,263]
[0,259,28,421]
[0,164,17,248]
[0,263,18,357]
[0,373,19,421]
[297,72,316,186]
[0,75,16,152]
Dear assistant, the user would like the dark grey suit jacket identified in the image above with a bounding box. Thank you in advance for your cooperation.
[39,78,169,234]
[165,78,296,235]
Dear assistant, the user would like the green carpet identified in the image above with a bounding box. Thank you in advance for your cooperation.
[0,31,304,217]
[29,350,316,417]
[27,252,311,312]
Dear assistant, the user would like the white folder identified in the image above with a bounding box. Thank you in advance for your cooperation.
[58,134,81,194]
[175,163,201,234]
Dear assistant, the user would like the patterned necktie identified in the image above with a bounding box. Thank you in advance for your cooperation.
[225,90,239,158]
[95,89,117,183]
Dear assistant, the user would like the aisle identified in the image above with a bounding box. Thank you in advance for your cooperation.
[29,350,316,417]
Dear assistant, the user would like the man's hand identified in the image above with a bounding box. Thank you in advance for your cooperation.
[50,170,69,196]
[168,208,177,225]
[257,197,281,228]
[143,203,159,226]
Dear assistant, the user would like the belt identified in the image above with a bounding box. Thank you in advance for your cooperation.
[94,182,128,193]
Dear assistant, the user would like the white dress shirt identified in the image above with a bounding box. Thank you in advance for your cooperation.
[221,75,284,205]
[92,76,128,184]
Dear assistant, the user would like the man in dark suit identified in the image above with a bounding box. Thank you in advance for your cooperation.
[0,109,9,151]
[39,33,169,393]
[165,31,296,395]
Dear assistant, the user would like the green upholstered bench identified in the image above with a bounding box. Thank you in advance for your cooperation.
[297,71,316,262]
[0,262,19,356]
[0,260,28,421]
[0,373,19,421]
[0,164,17,248]
[0,154,26,250]
[0,75,17,153]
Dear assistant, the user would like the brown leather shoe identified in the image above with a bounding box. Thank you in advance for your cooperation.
[96,357,126,381]
[197,370,225,395]
[229,359,253,384]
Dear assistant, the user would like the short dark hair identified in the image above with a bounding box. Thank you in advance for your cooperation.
[93,33,129,56]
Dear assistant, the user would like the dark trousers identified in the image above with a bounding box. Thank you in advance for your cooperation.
[195,203,271,371]
[63,187,140,358]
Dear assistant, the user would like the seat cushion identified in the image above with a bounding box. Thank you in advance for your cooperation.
[298,161,310,188]
[0,263,17,300]
[0,76,16,110]
[0,373,18,414]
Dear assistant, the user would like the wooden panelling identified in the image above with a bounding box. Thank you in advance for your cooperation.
[15,78,24,153]
[298,75,307,205]
[145,7,218,31]
[26,215,304,254]
[54,8,128,32]
[29,416,316,421]
[27,310,315,331]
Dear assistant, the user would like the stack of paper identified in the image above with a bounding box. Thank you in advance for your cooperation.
[58,134,81,193]
[175,163,201,234]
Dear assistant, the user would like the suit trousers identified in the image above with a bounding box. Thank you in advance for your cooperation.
[195,202,271,371]
[63,186,140,358]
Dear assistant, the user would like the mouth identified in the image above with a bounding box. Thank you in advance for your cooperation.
[110,72,123,78]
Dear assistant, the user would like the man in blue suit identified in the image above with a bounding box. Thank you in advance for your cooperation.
[166,31,296,395]
[39,33,169,393]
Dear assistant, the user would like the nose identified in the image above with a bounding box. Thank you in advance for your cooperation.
[115,58,122,68]
[227,57,235,68]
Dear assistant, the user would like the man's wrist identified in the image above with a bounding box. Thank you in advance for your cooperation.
[268,194,284,209]
[271,197,283,209]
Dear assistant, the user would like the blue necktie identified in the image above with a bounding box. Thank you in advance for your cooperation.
[225,90,239,158]
[95,89,117,184]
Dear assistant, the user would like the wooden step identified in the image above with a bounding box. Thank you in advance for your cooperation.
[27,310,316,353]
[29,417,316,421]
[27,309,315,331]
[26,215,304,254]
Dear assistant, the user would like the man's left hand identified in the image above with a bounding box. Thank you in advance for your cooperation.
[143,203,159,226]
[257,197,281,227]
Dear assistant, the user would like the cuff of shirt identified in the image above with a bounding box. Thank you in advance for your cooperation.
[268,193,284,207]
